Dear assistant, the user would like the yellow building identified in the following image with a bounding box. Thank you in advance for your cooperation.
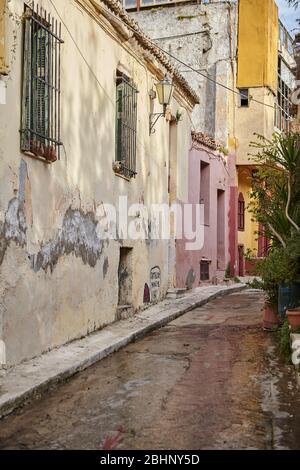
[235,0,295,275]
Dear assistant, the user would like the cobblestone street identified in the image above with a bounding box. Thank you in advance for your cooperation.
[0,289,299,450]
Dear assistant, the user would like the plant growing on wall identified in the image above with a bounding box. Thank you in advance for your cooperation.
[1,1,34,75]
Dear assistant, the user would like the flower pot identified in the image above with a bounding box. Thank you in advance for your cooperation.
[44,145,57,163]
[286,308,300,332]
[30,140,45,158]
[278,282,300,319]
[263,302,280,331]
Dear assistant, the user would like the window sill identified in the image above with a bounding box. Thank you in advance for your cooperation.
[113,169,131,182]
[113,161,136,181]
[22,150,57,164]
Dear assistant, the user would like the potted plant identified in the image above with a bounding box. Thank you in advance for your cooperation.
[44,145,57,163]
[248,132,300,328]
[286,304,300,332]
[256,251,283,331]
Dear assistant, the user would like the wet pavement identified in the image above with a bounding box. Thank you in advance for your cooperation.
[0,289,299,450]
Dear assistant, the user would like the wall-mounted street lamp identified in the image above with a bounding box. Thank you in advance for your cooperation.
[149,74,174,135]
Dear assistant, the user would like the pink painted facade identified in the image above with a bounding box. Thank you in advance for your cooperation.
[175,139,238,289]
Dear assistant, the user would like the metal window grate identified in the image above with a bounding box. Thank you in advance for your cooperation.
[115,71,138,179]
[20,2,63,163]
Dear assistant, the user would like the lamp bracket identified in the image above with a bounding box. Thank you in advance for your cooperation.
[149,112,165,135]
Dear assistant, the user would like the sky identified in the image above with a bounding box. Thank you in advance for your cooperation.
[276,0,299,36]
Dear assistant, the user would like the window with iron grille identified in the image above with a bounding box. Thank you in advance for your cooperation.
[115,70,138,179]
[238,192,245,231]
[200,260,210,281]
[275,58,294,132]
[20,3,63,163]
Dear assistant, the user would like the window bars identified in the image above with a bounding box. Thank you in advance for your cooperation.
[115,71,138,179]
[20,2,63,163]
[275,59,293,133]
[275,78,293,133]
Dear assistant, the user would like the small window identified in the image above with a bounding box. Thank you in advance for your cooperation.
[20,4,63,162]
[115,70,138,179]
[238,192,245,231]
[239,89,249,107]
[200,161,210,226]
[200,260,210,281]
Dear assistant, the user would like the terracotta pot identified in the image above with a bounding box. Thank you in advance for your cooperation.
[286,308,300,332]
[263,302,280,331]
[30,140,45,158]
[44,145,57,163]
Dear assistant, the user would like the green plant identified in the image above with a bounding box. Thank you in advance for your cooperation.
[218,146,229,156]
[256,235,300,306]
[244,248,255,262]
[247,278,263,289]
[279,319,292,362]
[225,262,231,279]
[248,133,300,305]
[249,132,300,248]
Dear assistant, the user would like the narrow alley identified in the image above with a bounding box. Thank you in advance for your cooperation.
[0,290,299,450]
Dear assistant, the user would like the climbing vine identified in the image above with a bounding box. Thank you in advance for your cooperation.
[3,0,33,74]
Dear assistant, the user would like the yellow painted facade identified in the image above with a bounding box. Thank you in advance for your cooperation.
[0,0,8,75]
[237,0,278,94]
[237,168,258,256]
[236,0,279,259]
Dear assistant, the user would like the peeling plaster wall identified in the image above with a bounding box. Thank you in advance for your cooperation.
[0,0,192,366]
[130,1,238,145]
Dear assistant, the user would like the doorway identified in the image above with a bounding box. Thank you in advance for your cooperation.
[118,247,133,307]
[238,244,245,277]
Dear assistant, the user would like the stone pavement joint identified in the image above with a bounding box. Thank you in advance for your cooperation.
[0,283,246,419]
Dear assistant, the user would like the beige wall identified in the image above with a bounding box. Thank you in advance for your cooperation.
[0,0,8,75]
[0,0,193,366]
[235,87,276,165]
[235,87,275,254]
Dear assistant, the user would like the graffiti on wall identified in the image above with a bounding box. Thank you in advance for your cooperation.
[150,266,161,302]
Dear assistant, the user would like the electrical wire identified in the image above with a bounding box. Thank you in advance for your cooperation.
[47,0,203,172]
[95,1,279,111]
[49,0,279,112]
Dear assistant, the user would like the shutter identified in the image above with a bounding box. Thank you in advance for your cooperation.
[20,4,62,160]
[115,72,138,177]
[116,84,124,162]
[35,28,48,144]
[21,13,32,151]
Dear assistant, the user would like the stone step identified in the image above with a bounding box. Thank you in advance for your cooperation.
[166,288,187,299]
[116,305,135,321]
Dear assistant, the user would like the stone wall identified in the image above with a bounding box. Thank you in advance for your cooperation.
[130,1,238,145]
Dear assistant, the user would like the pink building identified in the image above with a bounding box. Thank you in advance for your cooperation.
[175,132,238,289]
